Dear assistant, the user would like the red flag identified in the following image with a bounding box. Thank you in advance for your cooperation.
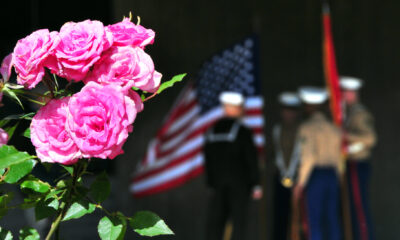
[322,5,354,240]
[322,3,342,126]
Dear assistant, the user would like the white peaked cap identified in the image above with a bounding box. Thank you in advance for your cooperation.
[340,76,363,90]
[278,92,301,107]
[219,91,244,105]
[298,86,328,104]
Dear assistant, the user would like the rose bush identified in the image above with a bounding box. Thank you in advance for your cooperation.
[0,14,185,240]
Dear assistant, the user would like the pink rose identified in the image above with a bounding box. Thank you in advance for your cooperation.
[0,128,8,146]
[84,46,161,93]
[66,82,138,159]
[30,98,81,165]
[49,20,113,81]
[106,18,155,48]
[12,29,58,89]
[128,89,144,113]
[1,53,13,82]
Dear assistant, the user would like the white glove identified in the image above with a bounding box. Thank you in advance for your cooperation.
[348,142,365,154]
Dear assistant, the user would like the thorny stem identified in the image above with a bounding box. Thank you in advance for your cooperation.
[12,89,48,98]
[45,201,65,240]
[143,92,158,102]
[43,71,55,99]
[18,94,46,105]
[0,168,10,182]
[88,196,132,222]
[45,162,87,240]
[65,81,73,92]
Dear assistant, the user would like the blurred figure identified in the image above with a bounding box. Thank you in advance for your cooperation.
[271,92,301,240]
[204,91,262,240]
[293,87,343,240]
[340,76,377,240]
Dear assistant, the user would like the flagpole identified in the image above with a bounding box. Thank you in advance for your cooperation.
[321,1,353,239]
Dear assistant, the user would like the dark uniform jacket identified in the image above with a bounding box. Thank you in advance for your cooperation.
[204,118,259,190]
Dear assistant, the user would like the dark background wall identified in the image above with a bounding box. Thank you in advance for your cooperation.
[113,0,400,239]
[1,0,400,239]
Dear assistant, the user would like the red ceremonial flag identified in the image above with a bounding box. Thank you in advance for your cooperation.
[322,4,354,240]
[322,3,342,126]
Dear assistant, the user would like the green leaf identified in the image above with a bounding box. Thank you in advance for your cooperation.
[98,215,127,240]
[0,119,11,129]
[34,198,58,220]
[55,180,67,189]
[130,211,174,237]
[4,160,36,184]
[0,145,36,169]
[44,189,64,202]
[74,185,89,198]
[20,198,40,210]
[2,113,34,121]
[21,179,51,194]
[47,198,59,210]
[3,122,19,141]
[0,227,13,240]
[156,73,186,94]
[61,165,73,175]
[0,192,14,219]
[2,86,24,109]
[62,199,96,221]
[22,128,30,139]
[41,163,52,172]
[90,172,110,203]
[0,193,13,206]
[19,227,40,240]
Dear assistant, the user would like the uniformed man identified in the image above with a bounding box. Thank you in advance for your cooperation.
[293,87,343,240]
[271,92,302,240]
[204,91,262,240]
[340,76,377,240]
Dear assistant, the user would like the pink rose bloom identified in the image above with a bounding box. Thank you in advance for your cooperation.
[66,82,138,159]
[0,128,8,146]
[30,98,81,165]
[84,46,162,93]
[128,89,144,113]
[106,18,155,48]
[1,53,13,82]
[48,20,113,81]
[12,30,58,89]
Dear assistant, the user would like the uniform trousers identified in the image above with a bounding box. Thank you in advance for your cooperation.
[273,173,292,240]
[347,160,374,240]
[306,168,342,240]
[206,185,250,240]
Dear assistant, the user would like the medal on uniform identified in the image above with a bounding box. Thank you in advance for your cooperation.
[281,177,293,188]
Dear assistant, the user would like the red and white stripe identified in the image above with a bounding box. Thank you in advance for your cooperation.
[130,87,265,197]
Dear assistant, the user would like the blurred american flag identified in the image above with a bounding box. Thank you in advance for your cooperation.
[130,36,265,197]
